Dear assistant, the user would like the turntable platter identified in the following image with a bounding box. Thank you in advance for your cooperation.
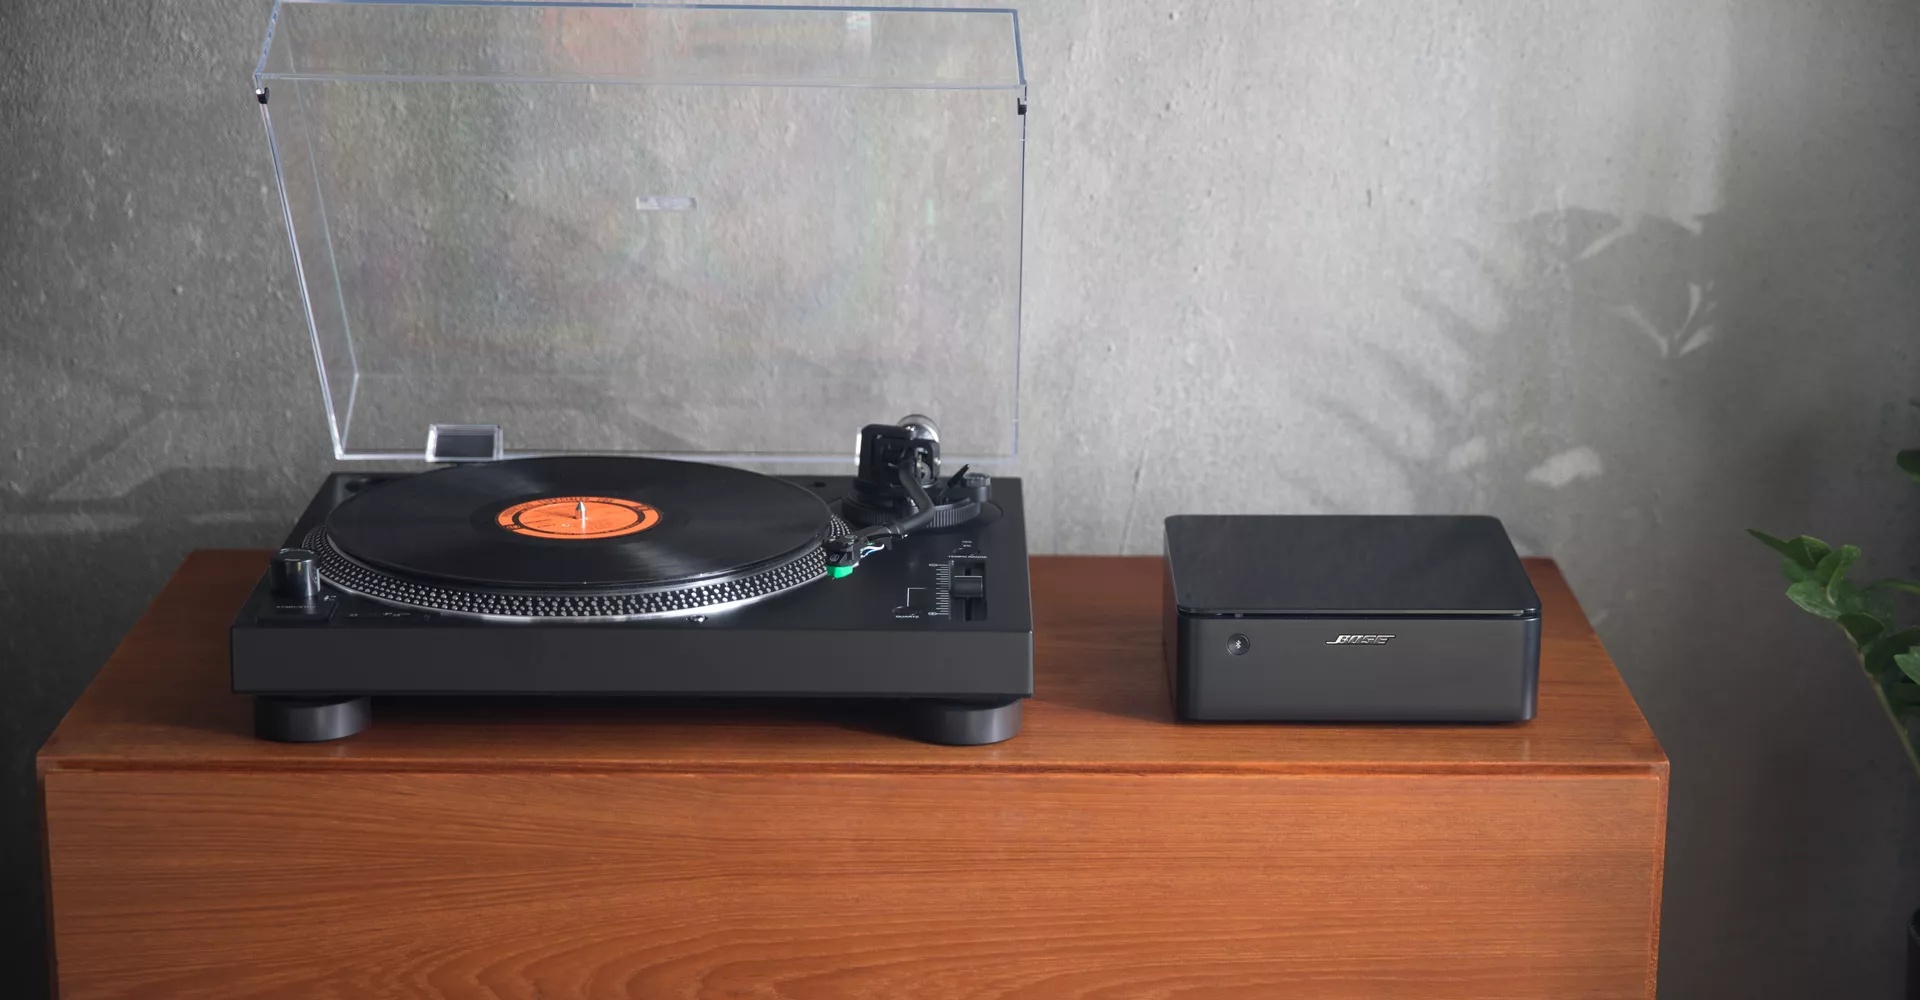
[308,456,844,621]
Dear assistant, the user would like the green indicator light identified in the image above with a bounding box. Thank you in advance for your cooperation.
[828,565,855,579]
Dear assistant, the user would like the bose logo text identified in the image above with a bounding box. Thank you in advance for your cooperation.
[1327,634,1394,645]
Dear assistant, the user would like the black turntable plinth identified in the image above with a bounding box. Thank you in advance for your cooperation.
[230,457,1033,746]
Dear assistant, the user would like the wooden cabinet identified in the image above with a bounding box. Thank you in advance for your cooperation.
[41,553,1665,999]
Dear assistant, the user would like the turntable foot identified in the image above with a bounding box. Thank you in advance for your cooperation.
[254,696,371,742]
[904,698,1022,746]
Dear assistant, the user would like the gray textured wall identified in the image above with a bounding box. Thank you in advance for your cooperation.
[5,2,1920,998]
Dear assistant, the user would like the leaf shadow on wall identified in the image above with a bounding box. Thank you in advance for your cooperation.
[1295,206,1725,553]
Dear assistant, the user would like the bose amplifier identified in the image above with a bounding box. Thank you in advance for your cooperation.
[1163,515,1541,723]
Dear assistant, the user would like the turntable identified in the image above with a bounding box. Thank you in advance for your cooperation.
[232,1,1033,744]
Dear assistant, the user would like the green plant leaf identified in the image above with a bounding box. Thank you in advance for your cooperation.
[1898,449,1920,485]
[1865,627,1920,675]
[1787,580,1841,618]
[1835,582,1897,622]
[1749,530,1831,575]
[1886,678,1920,705]
[1872,579,1920,597]
[1749,529,1798,558]
[1896,651,1920,688]
[1789,536,1833,573]
[1838,612,1887,647]
[1751,530,1816,582]
[1817,545,1862,597]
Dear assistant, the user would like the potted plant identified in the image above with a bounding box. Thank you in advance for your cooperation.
[1750,449,1920,996]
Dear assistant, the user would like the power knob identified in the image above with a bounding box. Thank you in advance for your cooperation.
[269,548,321,603]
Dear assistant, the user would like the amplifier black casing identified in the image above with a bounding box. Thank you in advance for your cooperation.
[1163,515,1541,723]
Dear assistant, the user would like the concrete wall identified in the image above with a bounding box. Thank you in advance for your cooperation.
[5,2,1919,996]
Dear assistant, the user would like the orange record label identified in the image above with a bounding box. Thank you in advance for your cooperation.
[495,496,660,540]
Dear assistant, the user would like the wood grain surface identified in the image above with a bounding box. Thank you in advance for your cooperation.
[41,554,1667,999]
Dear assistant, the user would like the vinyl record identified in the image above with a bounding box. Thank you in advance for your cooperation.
[324,456,832,590]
